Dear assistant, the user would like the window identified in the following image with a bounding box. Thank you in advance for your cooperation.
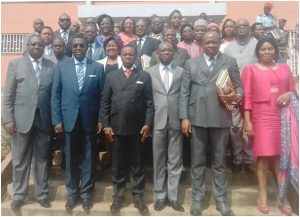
[1,34,26,54]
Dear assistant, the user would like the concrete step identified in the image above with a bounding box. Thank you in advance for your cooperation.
[6,180,279,205]
[1,199,291,216]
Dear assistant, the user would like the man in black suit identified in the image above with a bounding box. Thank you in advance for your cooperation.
[129,18,160,70]
[53,13,76,57]
[100,45,154,214]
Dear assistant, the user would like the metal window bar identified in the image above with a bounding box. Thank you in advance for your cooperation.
[287,31,298,77]
[1,34,26,54]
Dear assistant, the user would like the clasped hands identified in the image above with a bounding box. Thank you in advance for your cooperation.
[219,88,241,105]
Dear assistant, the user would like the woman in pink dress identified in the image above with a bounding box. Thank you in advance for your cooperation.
[242,37,295,215]
[119,17,137,46]
[177,23,203,58]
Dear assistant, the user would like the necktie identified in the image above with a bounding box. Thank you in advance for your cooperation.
[163,66,169,92]
[34,60,41,85]
[62,31,68,44]
[209,57,215,72]
[76,62,84,91]
[125,68,132,79]
[87,44,93,59]
[137,38,143,56]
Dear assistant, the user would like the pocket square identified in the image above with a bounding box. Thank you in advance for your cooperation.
[89,75,96,78]
[136,81,144,84]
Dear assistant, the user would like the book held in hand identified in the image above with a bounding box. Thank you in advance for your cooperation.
[216,68,235,110]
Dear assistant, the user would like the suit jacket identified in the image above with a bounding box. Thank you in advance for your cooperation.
[87,46,105,61]
[179,53,243,128]
[51,57,105,133]
[150,47,189,68]
[242,64,295,110]
[53,30,76,57]
[100,67,154,135]
[2,55,55,133]
[129,36,161,69]
[146,63,184,130]
[43,46,57,64]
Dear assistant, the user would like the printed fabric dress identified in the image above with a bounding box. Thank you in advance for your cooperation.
[242,64,295,157]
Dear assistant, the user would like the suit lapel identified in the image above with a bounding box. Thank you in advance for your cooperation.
[68,59,80,94]
[209,53,225,80]
[81,59,92,92]
[168,64,178,94]
[199,56,210,79]
[120,68,140,90]
[153,65,166,93]
[25,55,39,88]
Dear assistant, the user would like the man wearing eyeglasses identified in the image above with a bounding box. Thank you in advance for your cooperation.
[51,35,105,212]
[54,13,76,57]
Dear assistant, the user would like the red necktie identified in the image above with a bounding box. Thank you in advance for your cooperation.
[125,68,131,79]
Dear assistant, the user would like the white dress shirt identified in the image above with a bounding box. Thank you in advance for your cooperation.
[159,63,173,89]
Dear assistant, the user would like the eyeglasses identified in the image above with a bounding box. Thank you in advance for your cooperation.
[60,18,70,22]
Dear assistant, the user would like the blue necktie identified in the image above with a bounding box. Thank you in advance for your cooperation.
[76,62,84,91]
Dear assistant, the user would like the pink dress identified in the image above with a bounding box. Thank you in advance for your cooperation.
[242,64,295,157]
[177,41,203,58]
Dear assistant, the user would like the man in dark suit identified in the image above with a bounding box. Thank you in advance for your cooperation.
[2,35,54,210]
[100,45,154,214]
[83,23,105,61]
[51,35,104,212]
[53,13,76,57]
[129,18,160,70]
[146,42,185,212]
[179,31,243,216]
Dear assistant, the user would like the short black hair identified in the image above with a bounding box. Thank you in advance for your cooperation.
[72,34,88,46]
[168,9,182,25]
[255,36,279,60]
[121,44,137,55]
[41,26,53,33]
[221,19,236,36]
[103,36,121,53]
[97,14,114,28]
[180,23,194,41]
[120,17,136,32]
[251,22,263,32]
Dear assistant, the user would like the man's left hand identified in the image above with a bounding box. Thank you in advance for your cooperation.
[96,122,102,134]
[140,125,151,143]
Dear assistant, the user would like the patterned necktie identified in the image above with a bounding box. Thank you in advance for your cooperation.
[87,44,93,59]
[34,59,41,85]
[209,57,215,72]
[62,31,68,44]
[125,68,132,79]
[76,62,84,91]
[137,38,143,56]
[163,66,169,92]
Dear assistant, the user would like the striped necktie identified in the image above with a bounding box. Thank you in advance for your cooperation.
[209,57,215,72]
[76,62,84,91]
[163,66,169,92]
[62,31,68,44]
[34,59,41,85]
[87,44,93,59]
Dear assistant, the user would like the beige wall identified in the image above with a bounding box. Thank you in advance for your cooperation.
[1,1,299,87]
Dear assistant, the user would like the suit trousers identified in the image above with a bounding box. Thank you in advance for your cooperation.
[152,124,183,201]
[111,135,145,201]
[64,117,96,200]
[191,126,229,202]
[230,106,253,165]
[11,109,50,201]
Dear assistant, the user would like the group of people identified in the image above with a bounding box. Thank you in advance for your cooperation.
[2,2,298,216]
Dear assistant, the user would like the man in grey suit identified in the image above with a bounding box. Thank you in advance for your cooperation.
[179,31,243,216]
[83,23,105,61]
[2,35,55,210]
[146,42,185,212]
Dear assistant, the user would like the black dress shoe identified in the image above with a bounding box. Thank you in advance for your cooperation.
[82,199,92,211]
[216,202,234,216]
[37,198,51,208]
[133,198,149,213]
[232,164,242,172]
[168,200,185,212]
[190,200,203,216]
[11,200,24,211]
[110,199,123,213]
[154,199,166,211]
[65,198,77,211]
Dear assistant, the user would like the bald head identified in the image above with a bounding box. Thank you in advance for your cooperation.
[33,18,44,34]
[202,31,221,57]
